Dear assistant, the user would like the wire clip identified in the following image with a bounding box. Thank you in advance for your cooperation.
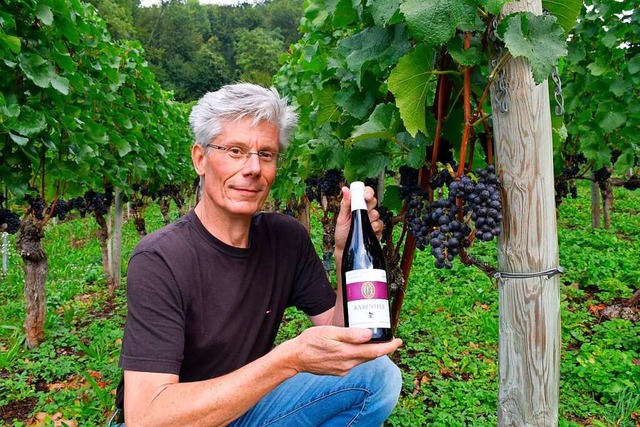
[494,266,564,283]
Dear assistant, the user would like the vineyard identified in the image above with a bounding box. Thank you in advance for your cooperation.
[0,183,638,425]
[1,0,639,425]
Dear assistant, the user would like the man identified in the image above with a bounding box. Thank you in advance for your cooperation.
[117,83,403,426]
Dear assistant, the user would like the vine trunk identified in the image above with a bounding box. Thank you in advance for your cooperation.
[17,219,47,349]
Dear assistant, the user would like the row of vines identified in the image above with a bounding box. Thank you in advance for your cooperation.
[1,0,638,358]
[0,0,196,348]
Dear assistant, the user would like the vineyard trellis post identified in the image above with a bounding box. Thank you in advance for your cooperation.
[492,1,561,425]
[111,188,124,295]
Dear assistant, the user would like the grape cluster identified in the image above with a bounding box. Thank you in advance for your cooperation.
[453,165,503,242]
[83,190,110,216]
[24,195,46,220]
[304,169,345,202]
[318,169,344,198]
[403,164,502,269]
[51,199,69,220]
[623,176,640,191]
[399,166,420,202]
[562,153,587,178]
[304,177,320,203]
[555,179,578,205]
[594,167,611,182]
[0,209,20,234]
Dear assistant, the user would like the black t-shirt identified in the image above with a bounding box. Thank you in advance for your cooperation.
[119,210,336,382]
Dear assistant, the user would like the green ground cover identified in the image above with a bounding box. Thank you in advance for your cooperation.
[1,183,638,426]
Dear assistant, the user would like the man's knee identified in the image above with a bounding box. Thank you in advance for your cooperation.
[372,356,402,397]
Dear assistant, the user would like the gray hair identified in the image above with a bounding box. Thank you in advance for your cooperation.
[189,83,298,151]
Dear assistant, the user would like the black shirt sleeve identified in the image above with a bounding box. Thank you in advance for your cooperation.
[119,250,185,375]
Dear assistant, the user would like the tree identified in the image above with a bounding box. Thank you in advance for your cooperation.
[235,28,285,86]
[264,0,304,46]
[90,0,138,40]
[134,0,214,100]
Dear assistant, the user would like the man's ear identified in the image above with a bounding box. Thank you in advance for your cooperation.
[192,144,206,177]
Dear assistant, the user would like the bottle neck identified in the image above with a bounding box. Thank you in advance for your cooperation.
[350,185,367,212]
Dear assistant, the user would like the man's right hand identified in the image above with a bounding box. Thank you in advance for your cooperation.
[283,325,402,377]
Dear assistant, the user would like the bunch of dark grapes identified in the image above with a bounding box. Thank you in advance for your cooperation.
[623,176,640,191]
[68,196,87,217]
[304,177,321,203]
[51,199,69,220]
[429,164,456,189]
[84,190,110,216]
[364,177,379,196]
[399,166,420,202]
[593,167,611,182]
[404,164,502,269]
[24,195,46,220]
[0,209,21,234]
[562,153,587,178]
[317,169,344,198]
[376,205,394,224]
[455,165,503,243]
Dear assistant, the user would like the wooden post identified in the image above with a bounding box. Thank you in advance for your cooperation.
[590,174,601,228]
[111,187,124,296]
[491,1,561,425]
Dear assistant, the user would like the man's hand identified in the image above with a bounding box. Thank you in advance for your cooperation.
[334,185,382,257]
[285,326,402,376]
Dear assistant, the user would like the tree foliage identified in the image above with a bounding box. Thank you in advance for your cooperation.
[560,0,640,173]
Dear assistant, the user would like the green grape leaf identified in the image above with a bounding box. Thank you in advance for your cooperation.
[12,106,46,137]
[397,131,428,168]
[333,0,359,27]
[401,0,476,47]
[448,36,483,66]
[1,100,20,118]
[541,0,582,35]
[628,56,640,75]
[348,103,401,144]
[0,33,21,54]
[580,131,610,168]
[9,132,29,146]
[35,4,54,26]
[315,84,340,125]
[587,60,608,76]
[497,12,567,84]
[345,139,390,180]
[609,76,627,97]
[114,137,132,157]
[334,86,375,120]
[367,0,402,27]
[596,109,626,133]
[18,53,54,88]
[382,184,403,213]
[336,24,411,86]
[479,0,509,15]
[51,75,70,95]
[388,44,437,137]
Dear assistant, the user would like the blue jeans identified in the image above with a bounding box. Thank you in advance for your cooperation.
[230,356,402,427]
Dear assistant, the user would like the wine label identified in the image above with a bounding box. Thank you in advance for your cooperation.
[345,268,391,329]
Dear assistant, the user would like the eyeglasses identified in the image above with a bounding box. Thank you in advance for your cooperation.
[206,144,280,164]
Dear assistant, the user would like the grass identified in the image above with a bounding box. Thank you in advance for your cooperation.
[0,183,639,426]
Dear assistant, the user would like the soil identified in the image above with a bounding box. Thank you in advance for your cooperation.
[0,397,37,424]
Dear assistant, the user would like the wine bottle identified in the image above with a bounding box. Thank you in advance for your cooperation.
[341,181,393,343]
